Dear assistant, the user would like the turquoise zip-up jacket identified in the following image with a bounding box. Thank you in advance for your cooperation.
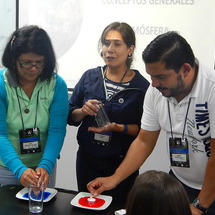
[0,69,68,179]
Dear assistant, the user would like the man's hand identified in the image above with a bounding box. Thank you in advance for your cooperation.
[87,176,118,196]
[190,204,204,215]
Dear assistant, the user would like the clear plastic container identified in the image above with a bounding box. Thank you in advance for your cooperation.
[95,102,110,127]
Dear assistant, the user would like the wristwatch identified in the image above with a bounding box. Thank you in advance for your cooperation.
[192,198,208,214]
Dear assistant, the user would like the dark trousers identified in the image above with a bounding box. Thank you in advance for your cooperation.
[76,148,139,202]
[169,170,215,215]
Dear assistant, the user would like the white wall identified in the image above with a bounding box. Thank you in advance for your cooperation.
[0,0,16,69]
[56,126,79,190]
[15,0,215,190]
[19,0,215,88]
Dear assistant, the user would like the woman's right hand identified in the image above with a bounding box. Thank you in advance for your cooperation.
[20,168,39,187]
[81,99,100,117]
[72,99,100,122]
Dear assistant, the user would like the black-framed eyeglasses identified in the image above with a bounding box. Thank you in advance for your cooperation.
[18,60,45,70]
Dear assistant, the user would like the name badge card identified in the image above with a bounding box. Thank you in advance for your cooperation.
[169,137,190,168]
[19,128,41,154]
[94,132,112,147]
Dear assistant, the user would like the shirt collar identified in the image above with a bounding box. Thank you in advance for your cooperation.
[4,69,19,87]
[189,59,200,99]
[4,68,47,96]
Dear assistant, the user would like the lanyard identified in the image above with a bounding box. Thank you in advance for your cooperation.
[16,88,39,130]
[167,98,191,139]
[101,67,108,100]
[101,66,128,101]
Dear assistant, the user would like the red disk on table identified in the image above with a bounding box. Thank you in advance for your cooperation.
[78,197,105,208]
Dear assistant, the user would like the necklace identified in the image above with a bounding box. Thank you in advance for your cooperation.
[19,89,30,114]
[104,67,129,100]
[104,68,128,83]
[24,108,30,114]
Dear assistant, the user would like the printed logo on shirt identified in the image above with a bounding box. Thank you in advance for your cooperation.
[40,97,48,100]
[195,102,210,136]
[187,118,203,154]
[186,102,210,157]
[195,102,210,157]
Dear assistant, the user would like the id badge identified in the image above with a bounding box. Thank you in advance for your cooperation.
[94,132,112,147]
[169,137,190,168]
[19,128,41,154]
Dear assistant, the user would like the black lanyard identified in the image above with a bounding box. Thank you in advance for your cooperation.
[167,98,191,139]
[102,67,128,101]
[16,88,39,130]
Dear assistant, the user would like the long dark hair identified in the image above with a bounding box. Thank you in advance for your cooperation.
[126,170,192,215]
[2,25,57,84]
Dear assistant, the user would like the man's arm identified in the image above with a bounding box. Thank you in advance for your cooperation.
[193,138,215,213]
[87,128,160,196]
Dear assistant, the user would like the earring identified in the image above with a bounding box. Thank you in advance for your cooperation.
[128,54,132,59]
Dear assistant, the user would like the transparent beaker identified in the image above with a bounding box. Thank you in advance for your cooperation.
[95,102,110,127]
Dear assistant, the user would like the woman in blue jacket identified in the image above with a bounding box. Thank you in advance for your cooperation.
[0,26,68,188]
[68,22,149,201]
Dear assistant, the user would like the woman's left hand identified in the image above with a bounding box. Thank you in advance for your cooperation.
[35,167,50,189]
[88,123,139,136]
[88,122,118,133]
